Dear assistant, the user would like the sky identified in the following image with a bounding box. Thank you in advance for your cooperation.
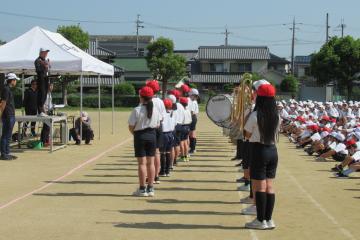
[1,0,359,59]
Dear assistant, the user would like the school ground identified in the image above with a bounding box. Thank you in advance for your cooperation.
[0,111,359,240]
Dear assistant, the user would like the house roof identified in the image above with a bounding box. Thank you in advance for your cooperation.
[85,40,116,57]
[174,50,198,61]
[269,53,290,64]
[90,35,154,43]
[294,55,312,64]
[191,74,242,83]
[113,58,150,72]
[198,46,270,60]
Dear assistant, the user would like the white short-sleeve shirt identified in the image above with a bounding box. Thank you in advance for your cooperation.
[162,111,176,132]
[128,104,160,131]
[244,111,261,143]
[175,103,185,124]
[152,97,166,121]
[183,106,192,125]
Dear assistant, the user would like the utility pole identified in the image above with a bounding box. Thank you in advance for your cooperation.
[289,17,301,75]
[136,14,144,57]
[326,13,330,43]
[339,18,346,37]
[222,27,231,46]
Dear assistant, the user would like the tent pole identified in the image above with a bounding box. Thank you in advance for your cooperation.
[98,74,101,140]
[112,75,114,135]
[80,74,83,144]
[21,72,25,116]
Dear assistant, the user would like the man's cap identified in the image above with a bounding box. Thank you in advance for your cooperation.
[6,73,19,80]
[39,48,50,53]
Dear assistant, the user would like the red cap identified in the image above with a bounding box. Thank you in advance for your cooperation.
[139,86,154,98]
[181,84,191,93]
[163,98,173,109]
[321,115,330,121]
[330,118,337,123]
[179,97,188,105]
[307,125,320,132]
[346,139,356,147]
[169,89,181,99]
[296,116,305,123]
[257,84,276,97]
[146,79,160,93]
[322,127,332,132]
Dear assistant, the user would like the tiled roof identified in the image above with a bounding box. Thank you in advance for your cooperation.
[294,55,312,64]
[198,46,270,60]
[269,53,290,64]
[85,40,116,57]
[191,74,242,83]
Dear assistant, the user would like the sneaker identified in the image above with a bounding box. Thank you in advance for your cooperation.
[0,155,12,161]
[331,165,343,172]
[147,187,155,197]
[236,177,246,183]
[241,205,257,215]
[237,184,250,192]
[334,172,349,178]
[133,188,148,197]
[159,172,167,177]
[154,177,161,184]
[266,220,276,229]
[165,173,170,177]
[186,155,191,162]
[245,218,268,230]
[240,196,254,204]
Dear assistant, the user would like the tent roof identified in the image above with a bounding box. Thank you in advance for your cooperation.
[0,26,114,76]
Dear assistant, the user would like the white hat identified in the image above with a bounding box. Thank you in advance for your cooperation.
[335,133,345,142]
[39,48,50,52]
[253,79,270,90]
[189,88,199,96]
[320,131,329,139]
[6,73,19,80]
[168,94,176,104]
[81,111,89,120]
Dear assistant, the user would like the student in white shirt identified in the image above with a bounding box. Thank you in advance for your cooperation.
[40,82,54,145]
[244,84,279,230]
[159,98,176,177]
[189,88,200,154]
[180,97,192,162]
[128,86,160,197]
[146,80,166,184]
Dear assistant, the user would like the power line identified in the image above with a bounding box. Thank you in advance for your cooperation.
[0,10,133,24]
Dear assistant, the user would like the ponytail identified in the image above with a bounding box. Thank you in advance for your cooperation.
[142,96,153,119]
[172,103,177,110]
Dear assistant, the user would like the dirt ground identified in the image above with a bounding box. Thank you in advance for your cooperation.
[0,111,359,240]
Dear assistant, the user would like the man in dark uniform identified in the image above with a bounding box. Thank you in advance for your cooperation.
[23,79,38,136]
[34,48,50,116]
[0,73,18,160]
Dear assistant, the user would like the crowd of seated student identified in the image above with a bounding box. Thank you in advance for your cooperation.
[280,99,360,178]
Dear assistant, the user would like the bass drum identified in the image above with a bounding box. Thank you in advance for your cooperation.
[206,94,233,129]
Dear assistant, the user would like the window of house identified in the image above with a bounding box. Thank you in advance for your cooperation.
[230,63,252,73]
[209,63,224,72]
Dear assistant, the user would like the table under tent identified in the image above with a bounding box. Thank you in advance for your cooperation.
[0,26,115,152]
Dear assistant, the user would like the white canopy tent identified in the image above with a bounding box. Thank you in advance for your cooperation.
[0,26,116,140]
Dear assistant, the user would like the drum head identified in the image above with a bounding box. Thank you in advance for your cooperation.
[206,94,233,128]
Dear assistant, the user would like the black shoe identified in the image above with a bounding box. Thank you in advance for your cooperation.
[331,165,342,172]
[0,155,12,161]
[75,140,81,145]
[231,157,240,161]
[235,162,242,167]
[236,177,246,183]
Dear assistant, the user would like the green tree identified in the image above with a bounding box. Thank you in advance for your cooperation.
[280,75,299,93]
[311,36,360,100]
[0,39,6,45]
[57,25,89,50]
[146,37,186,97]
[56,25,90,105]
[114,82,136,96]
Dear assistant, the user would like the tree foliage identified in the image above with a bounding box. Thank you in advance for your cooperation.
[280,75,299,93]
[311,36,360,99]
[0,39,6,45]
[57,25,89,50]
[146,37,186,97]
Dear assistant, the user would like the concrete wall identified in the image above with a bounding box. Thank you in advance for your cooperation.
[299,86,333,101]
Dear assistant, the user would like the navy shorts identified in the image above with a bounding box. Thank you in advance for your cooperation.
[133,128,156,158]
[160,132,174,152]
[180,125,190,141]
[174,125,182,146]
[333,153,346,162]
[250,143,278,180]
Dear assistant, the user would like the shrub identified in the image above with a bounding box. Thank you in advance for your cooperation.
[114,82,136,96]
[280,75,299,93]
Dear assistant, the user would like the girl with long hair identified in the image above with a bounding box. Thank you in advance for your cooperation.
[128,86,160,197]
[244,83,279,230]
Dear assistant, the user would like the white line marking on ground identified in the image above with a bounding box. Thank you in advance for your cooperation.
[236,173,259,240]
[283,168,356,240]
[0,138,132,211]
